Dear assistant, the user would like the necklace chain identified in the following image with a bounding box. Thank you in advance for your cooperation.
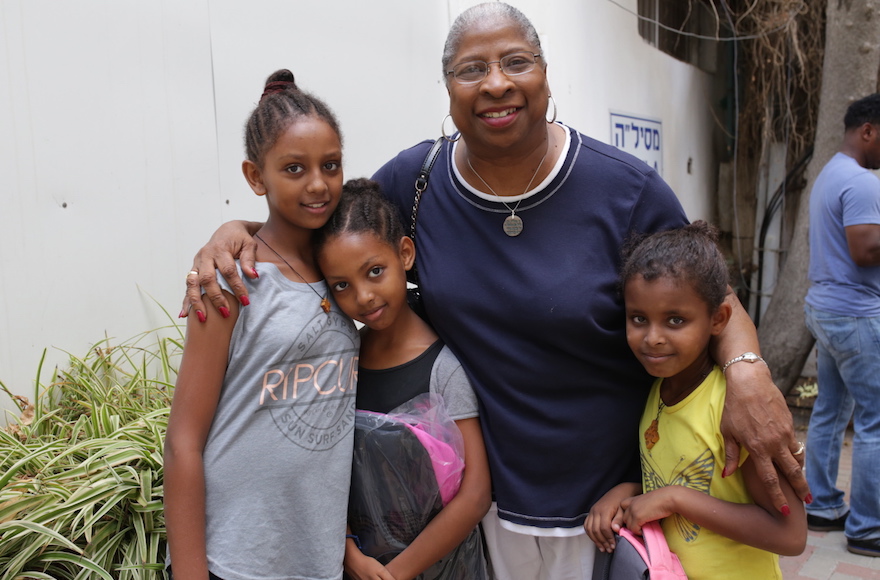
[254,232,331,314]
[465,140,550,237]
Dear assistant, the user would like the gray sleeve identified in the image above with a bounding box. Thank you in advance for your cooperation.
[430,346,479,421]
[214,263,243,296]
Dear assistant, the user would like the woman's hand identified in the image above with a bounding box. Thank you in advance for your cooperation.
[584,482,641,552]
[180,221,262,322]
[711,290,810,511]
[720,360,810,511]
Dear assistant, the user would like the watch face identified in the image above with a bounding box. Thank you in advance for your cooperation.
[744,353,759,362]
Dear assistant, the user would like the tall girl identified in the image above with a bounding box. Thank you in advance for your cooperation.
[584,221,805,579]
[314,178,491,580]
[164,70,360,580]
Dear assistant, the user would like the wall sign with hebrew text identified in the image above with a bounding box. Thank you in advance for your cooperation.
[610,112,663,177]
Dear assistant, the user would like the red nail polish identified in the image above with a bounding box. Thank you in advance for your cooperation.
[781,505,791,516]
[721,467,728,478]
[178,309,187,318]
[197,310,206,323]
[219,307,230,318]
[805,494,813,504]
[252,268,259,278]
[240,295,250,306]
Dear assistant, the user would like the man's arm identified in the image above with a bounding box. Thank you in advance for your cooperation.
[845,223,880,266]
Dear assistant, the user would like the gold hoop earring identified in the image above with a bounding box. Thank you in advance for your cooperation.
[546,95,558,124]
[442,114,461,142]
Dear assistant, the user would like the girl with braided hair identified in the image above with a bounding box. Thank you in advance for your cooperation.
[314,178,491,580]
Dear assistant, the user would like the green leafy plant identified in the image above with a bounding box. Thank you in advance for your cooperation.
[0,326,182,579]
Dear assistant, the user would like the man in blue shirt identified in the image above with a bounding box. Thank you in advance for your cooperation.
[805,93,880,557]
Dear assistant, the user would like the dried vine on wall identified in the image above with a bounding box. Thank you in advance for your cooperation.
[699,0,825,302]
[734,0,824,163]
[730,0,824,290]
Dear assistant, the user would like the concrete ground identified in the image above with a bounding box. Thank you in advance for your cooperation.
[780,420,880,579]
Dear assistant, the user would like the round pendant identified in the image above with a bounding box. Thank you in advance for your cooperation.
[503,214,524,237]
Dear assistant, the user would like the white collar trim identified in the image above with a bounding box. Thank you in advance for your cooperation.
[451,123,571,203]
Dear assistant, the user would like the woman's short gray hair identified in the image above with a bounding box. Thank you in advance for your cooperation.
[441,2,543,80]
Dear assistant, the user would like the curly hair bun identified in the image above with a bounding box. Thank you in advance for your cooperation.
[261,69,298,101]
[683,220,719,243]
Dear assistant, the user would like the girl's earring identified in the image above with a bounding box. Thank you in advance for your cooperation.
[546,95,558,124]
[441,114,461,142]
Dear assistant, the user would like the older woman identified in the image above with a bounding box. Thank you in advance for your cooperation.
[185,3,808,578]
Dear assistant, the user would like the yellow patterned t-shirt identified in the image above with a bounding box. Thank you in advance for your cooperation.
[639,366,781,580]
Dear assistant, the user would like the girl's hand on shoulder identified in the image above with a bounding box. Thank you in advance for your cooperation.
[585,482,641,552]
[344,551,397,580]
[620,487,677,535]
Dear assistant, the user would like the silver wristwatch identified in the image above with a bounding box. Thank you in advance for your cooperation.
[721,351,766,373]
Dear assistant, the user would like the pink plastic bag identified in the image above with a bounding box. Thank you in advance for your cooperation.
[393,394,465,506]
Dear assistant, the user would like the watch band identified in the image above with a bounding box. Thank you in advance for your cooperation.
[721,351,766,373]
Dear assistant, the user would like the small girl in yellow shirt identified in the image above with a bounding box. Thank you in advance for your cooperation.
[585,221,806,579]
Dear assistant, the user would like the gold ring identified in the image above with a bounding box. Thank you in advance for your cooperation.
[792,442,805,456]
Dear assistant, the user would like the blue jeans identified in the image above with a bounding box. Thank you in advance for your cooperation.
[804,304,880,540]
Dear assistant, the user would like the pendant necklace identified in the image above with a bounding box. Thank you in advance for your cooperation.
[466,141,549,237]
[644,401,664,451]
[644,361,714,450]
[254,232,332,314]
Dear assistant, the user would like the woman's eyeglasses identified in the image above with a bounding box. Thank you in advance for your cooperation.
[446,52,543,85]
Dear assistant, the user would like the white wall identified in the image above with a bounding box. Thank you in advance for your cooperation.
[0,0,717,417]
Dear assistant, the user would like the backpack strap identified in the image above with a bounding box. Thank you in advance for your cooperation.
[618,526,651,563]
[640,521,689,579]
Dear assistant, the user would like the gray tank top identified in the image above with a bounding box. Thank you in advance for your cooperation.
[202,262,359,580]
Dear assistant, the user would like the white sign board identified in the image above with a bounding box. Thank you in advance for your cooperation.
[610,112,663,176]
